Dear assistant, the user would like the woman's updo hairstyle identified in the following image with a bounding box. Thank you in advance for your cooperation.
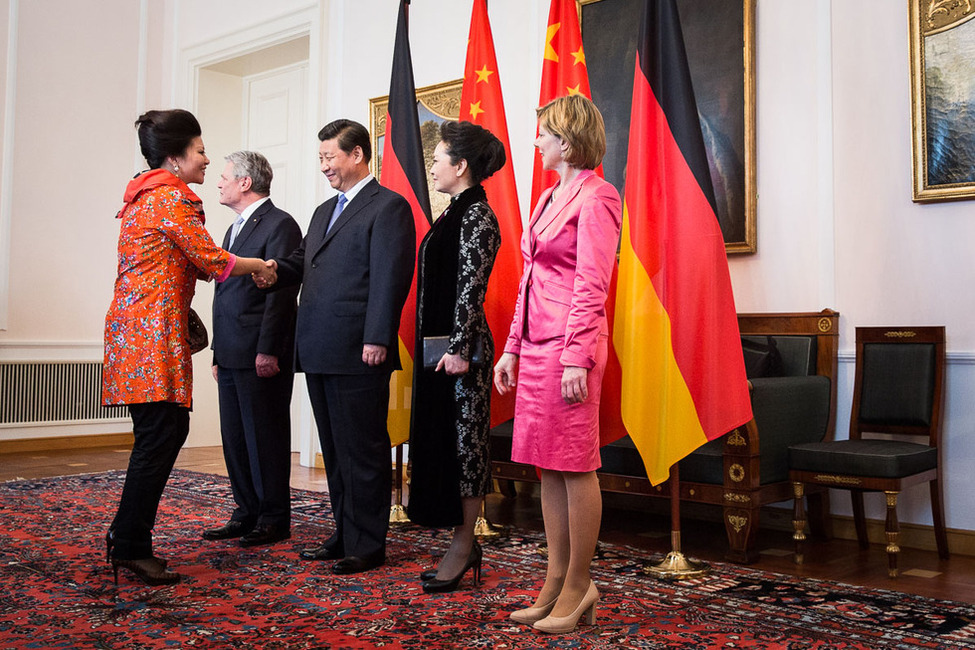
[135,109,202,169]
[439,120,506,185]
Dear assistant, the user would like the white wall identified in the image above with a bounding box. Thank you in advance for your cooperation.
[2,0,974,532]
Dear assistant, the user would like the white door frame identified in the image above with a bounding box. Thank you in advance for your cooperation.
[177,6,323,466]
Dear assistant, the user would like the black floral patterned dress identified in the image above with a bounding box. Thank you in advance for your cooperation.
[407,185,501,528]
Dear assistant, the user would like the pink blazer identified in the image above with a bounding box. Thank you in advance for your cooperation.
[505,170,622,369]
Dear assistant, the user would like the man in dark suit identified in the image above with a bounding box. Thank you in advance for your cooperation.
[265,119,415,574]
[204,150,302,547]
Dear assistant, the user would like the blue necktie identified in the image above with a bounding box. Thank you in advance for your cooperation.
[228,215,245,249]
[326,194,348,233]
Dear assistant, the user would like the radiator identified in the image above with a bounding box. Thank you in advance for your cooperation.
[0,362,126,425]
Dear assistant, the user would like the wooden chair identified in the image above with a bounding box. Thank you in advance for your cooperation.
[789,326,949,577]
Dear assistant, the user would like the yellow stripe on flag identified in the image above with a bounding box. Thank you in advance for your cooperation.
[614,209,708,484]
[387,337,413,447]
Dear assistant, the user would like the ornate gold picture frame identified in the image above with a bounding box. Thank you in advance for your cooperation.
[909,1,975,202]
[369,79,463,218]
[580,0,757,254]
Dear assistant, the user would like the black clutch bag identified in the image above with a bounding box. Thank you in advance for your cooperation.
[422,336,483,369]
[187,308,209,354]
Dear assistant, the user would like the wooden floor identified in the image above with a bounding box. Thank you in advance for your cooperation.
[3,444,974,605]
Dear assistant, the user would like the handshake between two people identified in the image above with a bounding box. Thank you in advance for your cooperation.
[252,259,278,289]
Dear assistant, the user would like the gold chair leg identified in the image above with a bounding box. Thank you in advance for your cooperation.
[792,481,806,565]
[885,490,901,578]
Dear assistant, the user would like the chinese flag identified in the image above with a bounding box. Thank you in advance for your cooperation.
[530,0,601,212]
[606,0,752,484]
[460,0,522,426]
[381,0,432,446]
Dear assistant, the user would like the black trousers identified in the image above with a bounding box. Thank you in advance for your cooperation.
[216,366,293,528]
[305,372,391,559]
[110,402,189,559]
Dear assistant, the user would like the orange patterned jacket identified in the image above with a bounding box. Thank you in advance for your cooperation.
[102,169,233,408]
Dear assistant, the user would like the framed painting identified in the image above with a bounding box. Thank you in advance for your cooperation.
[579,0,757,253]
[909,1,975,202]
[369,79,463,218]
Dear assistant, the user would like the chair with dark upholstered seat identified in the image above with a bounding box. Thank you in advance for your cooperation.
[788,326,949,577]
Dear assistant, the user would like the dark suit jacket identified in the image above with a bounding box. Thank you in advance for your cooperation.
[212,199,302,369]
[275,178,416,375]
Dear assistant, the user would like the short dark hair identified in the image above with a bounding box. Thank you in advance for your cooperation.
[225,151,273,196]
[318,119,371,164]
[134,109,202,169]
[439,121,506,185]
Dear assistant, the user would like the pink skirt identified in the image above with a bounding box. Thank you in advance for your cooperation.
[511,334,608,472]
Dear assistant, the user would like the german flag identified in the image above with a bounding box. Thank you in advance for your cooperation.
[607,0,752,484]
[460,0,522,426]
[530,0,601,212]
[381,0,432,446]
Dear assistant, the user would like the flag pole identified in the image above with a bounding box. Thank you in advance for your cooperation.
[473,500,502,538]
[389,444,411,524]
[644,463,709,579]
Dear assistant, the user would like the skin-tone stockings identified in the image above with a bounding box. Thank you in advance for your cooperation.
[533,469,602,617]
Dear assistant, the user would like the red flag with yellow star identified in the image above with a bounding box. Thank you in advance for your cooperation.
[460,0,522,426]
[531,0,601,212]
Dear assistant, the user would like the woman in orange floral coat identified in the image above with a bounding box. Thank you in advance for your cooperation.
[103,109,275,586]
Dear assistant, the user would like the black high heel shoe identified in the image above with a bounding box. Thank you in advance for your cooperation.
[106,529,167,568]
[422,542,482,593]
[418,568,437,581]
[111,557,180,586]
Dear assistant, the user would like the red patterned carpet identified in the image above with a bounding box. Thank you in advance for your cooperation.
[1,470,974,649]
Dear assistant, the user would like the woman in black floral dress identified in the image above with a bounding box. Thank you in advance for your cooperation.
[408,121,506,593]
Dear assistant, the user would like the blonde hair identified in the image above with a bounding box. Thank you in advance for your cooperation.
[536,95,607,170]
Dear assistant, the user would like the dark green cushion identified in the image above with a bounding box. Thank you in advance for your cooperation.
[789,439,937,478]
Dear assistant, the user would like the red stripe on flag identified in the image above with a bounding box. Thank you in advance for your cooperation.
[380,131,430,358]
[379,0,432,447]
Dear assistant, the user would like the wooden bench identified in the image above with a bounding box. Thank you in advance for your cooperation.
[490,309,839,563]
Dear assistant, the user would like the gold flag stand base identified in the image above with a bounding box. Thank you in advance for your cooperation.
[474,502,502,538]
[389,504,411,525]
[389,445,410,525]
[643,549,709,580]
[473,516,502,538]
[644,466,710,580]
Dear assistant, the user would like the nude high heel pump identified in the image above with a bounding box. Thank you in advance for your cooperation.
[533,580,599,633]
[509,593,558,624]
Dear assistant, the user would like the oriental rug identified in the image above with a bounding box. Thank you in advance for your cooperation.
[1,470,974,649]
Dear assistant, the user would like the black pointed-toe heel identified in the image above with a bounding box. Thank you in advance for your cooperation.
[419,568,437,581]
[105,529,167,568]
[422,542,482,593]
[110,557,180,586]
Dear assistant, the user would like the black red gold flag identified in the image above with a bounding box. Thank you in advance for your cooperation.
[381,0,432,446]
[603,0,752,483]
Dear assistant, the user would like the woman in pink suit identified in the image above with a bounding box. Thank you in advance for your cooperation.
[494,95,622,634]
